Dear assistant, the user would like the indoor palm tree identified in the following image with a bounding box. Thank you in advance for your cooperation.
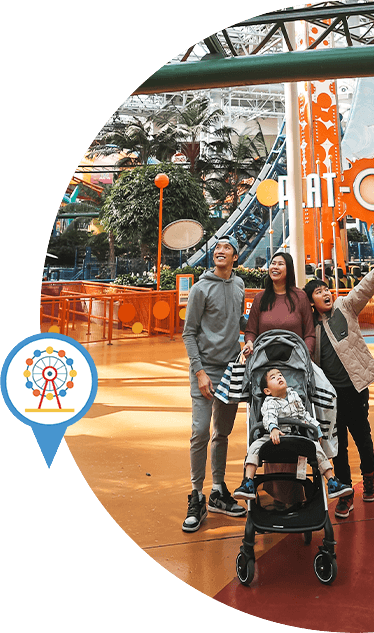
[203,123,268,215]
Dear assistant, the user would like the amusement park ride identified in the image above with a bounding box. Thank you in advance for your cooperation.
[182,5,374,276]
[56,3,374,280]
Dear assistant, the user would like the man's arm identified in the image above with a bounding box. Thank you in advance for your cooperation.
[182,286,215,400]
[182,285,206,374]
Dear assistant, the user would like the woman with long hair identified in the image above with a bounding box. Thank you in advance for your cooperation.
[241,251,315,361]
[238,251,316,505]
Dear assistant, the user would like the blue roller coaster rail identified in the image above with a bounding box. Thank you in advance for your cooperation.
[187,102,374,269]
[187,120,288,269]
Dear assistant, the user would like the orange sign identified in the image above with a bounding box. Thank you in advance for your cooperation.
[339,158,374,226]
[296,19,345,270]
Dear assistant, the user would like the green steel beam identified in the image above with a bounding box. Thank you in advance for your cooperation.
[134,45,374,95]
[232,3,374,26]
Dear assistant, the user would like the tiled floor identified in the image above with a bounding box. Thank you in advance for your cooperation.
[64,334,374,631]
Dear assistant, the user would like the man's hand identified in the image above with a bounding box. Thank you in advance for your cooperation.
[196,369,214,400]
[270,428,285,445]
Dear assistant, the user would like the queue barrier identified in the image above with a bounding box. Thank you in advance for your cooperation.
[41,281,176,344]
[40,282,374,345]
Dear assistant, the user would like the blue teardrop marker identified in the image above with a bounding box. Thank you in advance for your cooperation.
[31,422,70,467]
[1,332,98,467]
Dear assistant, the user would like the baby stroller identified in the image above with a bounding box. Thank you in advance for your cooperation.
[236,330,338,586]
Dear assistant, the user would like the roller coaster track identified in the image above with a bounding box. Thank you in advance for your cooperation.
[187,120,287,268]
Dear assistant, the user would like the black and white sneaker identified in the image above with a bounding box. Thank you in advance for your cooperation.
[182,490,207,532]
[208,481,246,517]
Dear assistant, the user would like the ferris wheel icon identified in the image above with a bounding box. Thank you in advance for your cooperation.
[24,345,76,413]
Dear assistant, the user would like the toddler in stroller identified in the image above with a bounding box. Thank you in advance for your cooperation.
[234,329,351,586]
[233,366,352,501]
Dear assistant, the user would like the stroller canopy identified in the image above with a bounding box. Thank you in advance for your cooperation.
[244,329,316,429]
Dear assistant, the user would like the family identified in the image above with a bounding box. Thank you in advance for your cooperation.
[182,235,374,532]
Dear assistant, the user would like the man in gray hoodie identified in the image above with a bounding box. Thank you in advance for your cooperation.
[182,235,247,532]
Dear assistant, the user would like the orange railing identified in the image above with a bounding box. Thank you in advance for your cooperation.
[41,281,177,344]
[40,282,374,345]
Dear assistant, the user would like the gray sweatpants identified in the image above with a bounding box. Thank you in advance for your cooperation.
[189,365,238,491]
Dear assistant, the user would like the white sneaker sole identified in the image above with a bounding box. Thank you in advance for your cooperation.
[328,487,353,499]
[335,503,354,518]
[207,504,246,517]
[233,491,256,501]
[182,509,208,532]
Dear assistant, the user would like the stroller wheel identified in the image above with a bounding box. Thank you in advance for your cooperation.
[236,553,255,586]
[313,552,337,584]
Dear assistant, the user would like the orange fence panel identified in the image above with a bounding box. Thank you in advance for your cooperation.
[40,281,374,345]
[40,282,177,344]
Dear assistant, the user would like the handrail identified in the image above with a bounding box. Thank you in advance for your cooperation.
[40,283,177,343]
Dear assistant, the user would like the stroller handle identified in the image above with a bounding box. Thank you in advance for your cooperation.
[248,418,319,444]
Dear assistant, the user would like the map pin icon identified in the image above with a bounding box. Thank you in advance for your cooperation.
[1,333,98,467]
[30,421,70,468]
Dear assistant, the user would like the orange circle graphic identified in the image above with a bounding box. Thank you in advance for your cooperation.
[118,303,136,323]
[256,179,279,207]
[153,301,170,320]
[317,93,332,109]
[132,322,143,334]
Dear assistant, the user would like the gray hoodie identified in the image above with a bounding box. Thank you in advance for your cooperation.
[182,270,245,374]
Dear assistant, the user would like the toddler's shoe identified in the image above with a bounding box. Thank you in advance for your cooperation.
[327,477,353,499]
[233,477,256,500]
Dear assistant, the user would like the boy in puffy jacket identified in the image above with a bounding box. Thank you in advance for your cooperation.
[304,272,374,518]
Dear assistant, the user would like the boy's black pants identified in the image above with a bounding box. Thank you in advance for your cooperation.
[333,386,374,487]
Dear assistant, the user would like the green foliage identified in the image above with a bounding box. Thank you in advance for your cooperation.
[159,266,206,289]
[113,272,155,287]
[235,265,266,288]
[47,229,87,266]
[47,228,127,266]
[347,227,368,243]
[112,264,266,290]
[102,163,210,263]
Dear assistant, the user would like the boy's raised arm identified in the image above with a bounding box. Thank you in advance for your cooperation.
[345,267,374,316]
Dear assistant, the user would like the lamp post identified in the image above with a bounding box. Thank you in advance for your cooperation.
[256,178,280,260]
[154,173,169,290]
